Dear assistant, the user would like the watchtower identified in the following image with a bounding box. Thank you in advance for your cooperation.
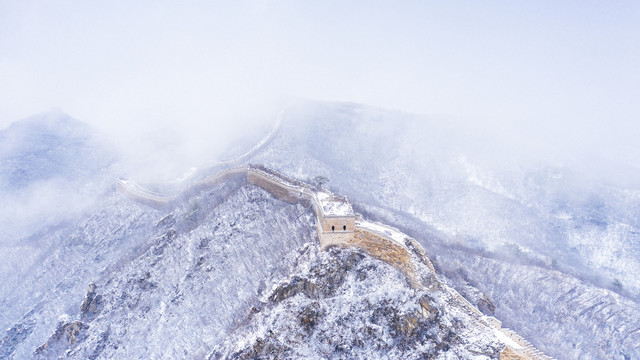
[315,192,356,249]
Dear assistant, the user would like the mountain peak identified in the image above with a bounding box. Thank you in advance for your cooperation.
[4,111,92,140]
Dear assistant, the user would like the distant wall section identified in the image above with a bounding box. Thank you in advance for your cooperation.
[247,170,305,204]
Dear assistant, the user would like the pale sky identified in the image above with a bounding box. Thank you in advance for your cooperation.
[1,1,639,166]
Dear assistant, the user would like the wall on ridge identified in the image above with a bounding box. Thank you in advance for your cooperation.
[247,170,309,205]
[117,181,170,209]
[118,167,419,286]
[318,216,356,233]
[245,169,414,282]
[326,228,418,285]
[116,164,553,360]
[317,222,355,250]
[177,167,248,202]
[500,346,530,360]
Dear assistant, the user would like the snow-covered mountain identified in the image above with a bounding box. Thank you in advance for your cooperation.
[0,111,115,190]
[246,100,640,359]
[0,111,117,241]
[1,101,639,359]
[0,166,505,359]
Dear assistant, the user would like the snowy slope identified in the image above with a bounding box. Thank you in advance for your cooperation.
[210,243,503,360]
[2,179,318,358]
[1,176,511,359]
[2,101,639,359]
[247,99,640,359]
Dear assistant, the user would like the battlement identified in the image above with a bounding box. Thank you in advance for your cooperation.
[313,191,355,249]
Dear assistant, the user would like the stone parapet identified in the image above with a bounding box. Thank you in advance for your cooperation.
[117,179,172,209]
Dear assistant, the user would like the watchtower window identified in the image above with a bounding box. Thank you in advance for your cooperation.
[331,225,335,231]
[343,225,347,231]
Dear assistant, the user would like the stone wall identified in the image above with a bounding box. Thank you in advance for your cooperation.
[178,167,248,201]
[404,237,437,274]
[116,180,170,209]
[500,346,530,360]
[118,164,553,360]
[318,216,356,233]
[324,228,418,285]
[200,166,248,187]
[247,170,306,204]
[317,228,355,250]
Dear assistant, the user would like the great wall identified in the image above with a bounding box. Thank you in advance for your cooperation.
[117,163,552,360]
[115,105,553,359]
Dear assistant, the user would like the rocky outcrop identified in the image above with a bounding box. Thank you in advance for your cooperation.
[209,244,504,359]
[23,184,319,359]
[80,283,103,321]
[34,320,87,359]
[34,283,105,359]
[0,312,37,359]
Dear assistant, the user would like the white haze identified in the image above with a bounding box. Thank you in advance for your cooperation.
[1,4,640,357]
[1,1,639,173]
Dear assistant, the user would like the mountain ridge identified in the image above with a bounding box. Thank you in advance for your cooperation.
[116,162,549,359]
[2,101,639,358]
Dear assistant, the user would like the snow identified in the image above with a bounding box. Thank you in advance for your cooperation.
[210,243,505,359]
[316,191,354,217]
[0,184,319,359]
[491,327,523,350]
[355,219,408,248]
[247,100,640,359]
[4,100,640,359]
[118,179,173,200]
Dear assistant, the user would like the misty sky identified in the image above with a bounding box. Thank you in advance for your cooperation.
[1,1,639,166]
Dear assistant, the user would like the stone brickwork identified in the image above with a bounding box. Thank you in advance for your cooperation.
[316,222,355,249]
[318,216,356,233]
[501,346,530,360]
[349,229,418,285]
[246,169,302,204]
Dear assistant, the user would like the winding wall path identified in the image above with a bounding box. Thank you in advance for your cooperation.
[116,164,552,360]
[166,108,285,185]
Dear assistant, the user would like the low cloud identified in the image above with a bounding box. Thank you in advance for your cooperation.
[0,1,638,179]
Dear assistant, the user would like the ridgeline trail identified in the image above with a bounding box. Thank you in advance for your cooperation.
[116,105,551,359]
[117,162,552,360]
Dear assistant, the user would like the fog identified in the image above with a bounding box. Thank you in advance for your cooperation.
[1,1,639,173]
[2,5,640,356]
